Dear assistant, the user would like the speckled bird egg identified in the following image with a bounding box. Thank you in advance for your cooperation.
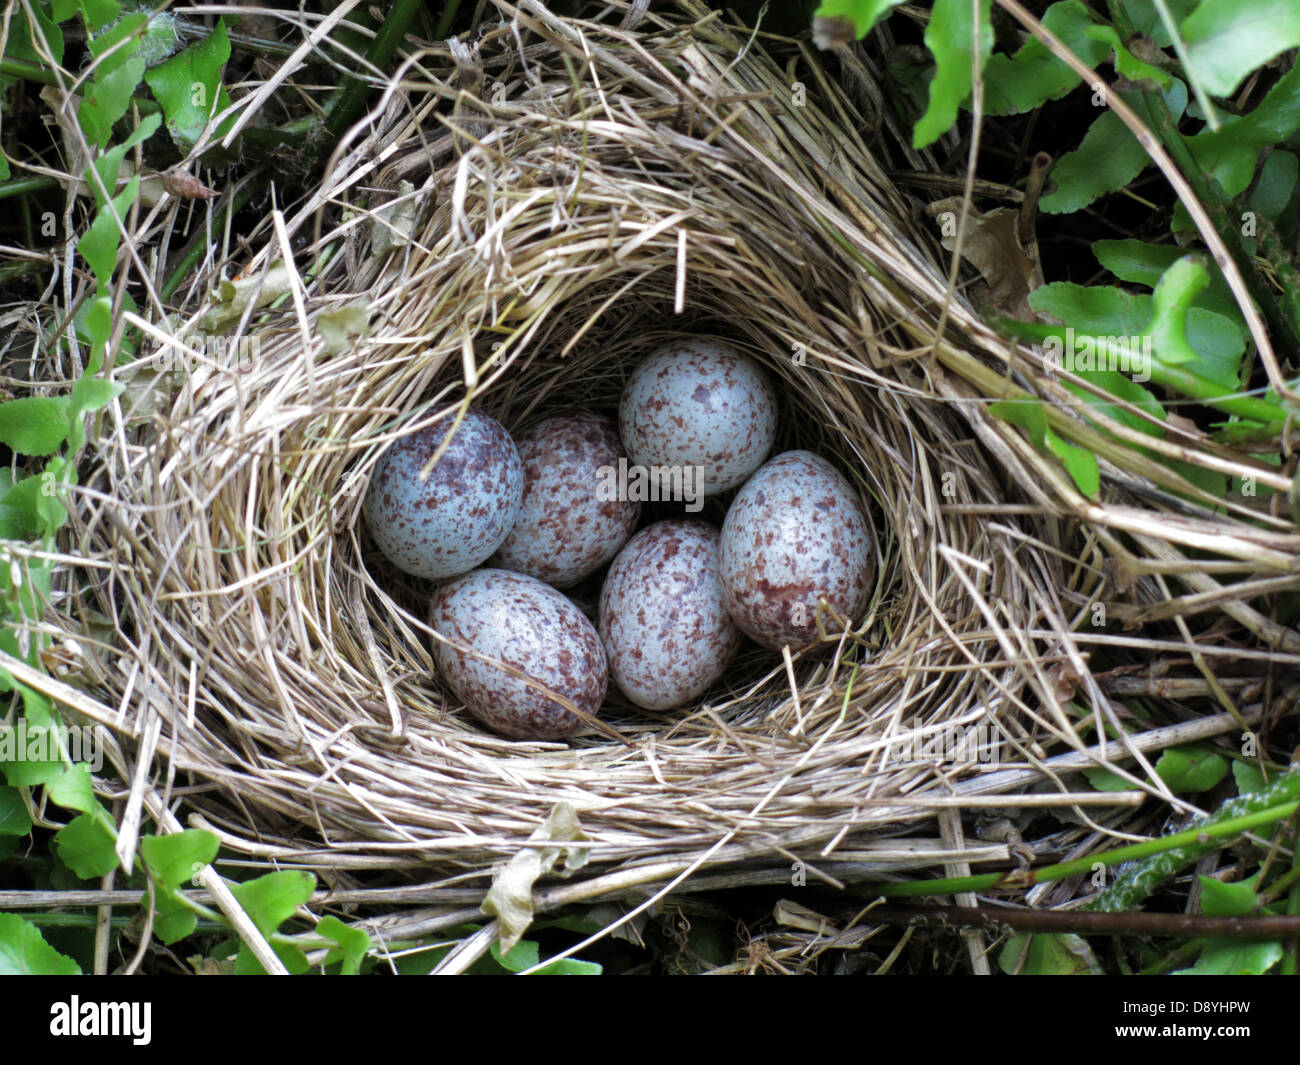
[599,520,741,710]
[430,568,607,740]
[719,450,875,652]
[363,408,523,580]
[619,338,777,496]
[490,411,640,588]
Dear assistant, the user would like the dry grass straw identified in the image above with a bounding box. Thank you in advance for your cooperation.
[30,0,1300,908]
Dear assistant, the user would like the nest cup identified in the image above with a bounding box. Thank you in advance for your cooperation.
[68,1,1065,884]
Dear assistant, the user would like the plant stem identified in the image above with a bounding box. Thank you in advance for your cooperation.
[0,56,58,85]
[852,799,1299,899]
[159,178,260,302]
[0,176,59,201]
[317,0,425,156]
[868,903,1300,938]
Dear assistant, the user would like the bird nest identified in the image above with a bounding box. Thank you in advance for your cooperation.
[44,0,1300,921]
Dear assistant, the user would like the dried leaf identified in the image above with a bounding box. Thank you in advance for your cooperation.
[481,803,590,954]
[936,202,1043,318]
[159,166,215,200]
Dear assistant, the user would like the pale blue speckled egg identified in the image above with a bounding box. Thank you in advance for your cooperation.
[599,520,740,710]
[363,408,523,580]
[431,568,607,739]
[619,338,777,496]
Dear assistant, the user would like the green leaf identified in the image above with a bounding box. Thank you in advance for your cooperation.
[143,19,234,152]
[1187,62,1300,198]
[1041,81,1188,214]
[69,376,124,418]
[150,889,198,945]
[533,956,603,975]
[1148,255,1211,366]
[812,0,906,39]
[78,178,139,289]
[1199,874,1261,917]
[141,828,219,891]
[999,932,1102,974]
[0,397,70,456]
[1030,281,1149,334]
[989,399,1100,497]
[1180,0,1300,98]
[1247,149,1298,223]
[0,786,32,835]
[0,711,64,788]
[1173,873,1283,975]
[86,12,148,78]
[77,54,146,147]
[53,812,118,878]
[1085,24,1174,91]
[79,0,121,33]
[0,913,82,974]
[45,764,96,813]
[234,940,309,976]
[0,471,63,541]
[1084,767,1131,792]
[914,0,992,148]
[488,937,540,973]
[1091,239,1244,329]
[983,1,1108,115]
[84,112,162,212]
[316,916,369,975]
[229,869,315,938]
[1127,0,1199,46]
[1029,277,1244,392]
[1155,743,1231,793]
[1232,760,1267,795]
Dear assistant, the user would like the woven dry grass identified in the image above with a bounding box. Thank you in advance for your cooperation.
[24,0,1300,934]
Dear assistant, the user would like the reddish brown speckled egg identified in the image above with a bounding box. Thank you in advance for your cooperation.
[491,411,640,588]
[430,568,607,740]
[363,408,523,580]
[619,338,777,496]
[718,450,875,652]
[599,520,741,710]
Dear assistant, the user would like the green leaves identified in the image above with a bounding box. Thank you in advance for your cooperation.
[989,400,1100,497]
[0,786,33,836]
[1186,61,1300,199]
[46,763,97,813]
[77,12,148,147]
[0,397,71,456]
[1155,744,1231,794]
[1173,875,1283,975]
[316,916,370,975]
[141,829,219,944]
[53,811,118,878]
[1180,0,1300,98]
[999,931,1102,974]
[811,0,906,39]
[144,19,234,152]
[914,0,992,148]
[0,913,82,975]
[142,829,219,891]
[1041,81,1188,215]
[230,870,316,974]
[78,179,139,290]
[983,1,1108,115]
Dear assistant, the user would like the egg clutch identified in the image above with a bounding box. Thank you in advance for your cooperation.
[362,338,877,740]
